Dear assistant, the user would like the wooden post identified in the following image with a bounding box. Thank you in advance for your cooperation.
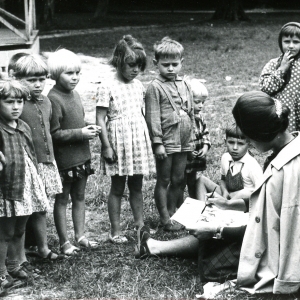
[32,0,36,30]
[28,0,33,36]
[24,0,29,39]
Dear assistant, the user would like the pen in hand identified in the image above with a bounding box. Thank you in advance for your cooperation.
[201,186,217,214]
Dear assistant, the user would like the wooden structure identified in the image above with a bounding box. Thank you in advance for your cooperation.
[0,0,39,72]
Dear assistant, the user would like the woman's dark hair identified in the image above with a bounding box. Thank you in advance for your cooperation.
[232,91,290,142]
[109,35,147,72]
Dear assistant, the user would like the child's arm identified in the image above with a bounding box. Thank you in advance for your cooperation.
[220,178,230,199]
[50,101,98,143]
[96,106,117,164]
[259,56,291,95]
[145,84,167,160]
[196,116,211,158]
[0,151,5,172]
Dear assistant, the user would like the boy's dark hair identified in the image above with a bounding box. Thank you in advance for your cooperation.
[110,35,147,72]
[225,123,246,140]
[8,52,29,73]
[154,37,184,61]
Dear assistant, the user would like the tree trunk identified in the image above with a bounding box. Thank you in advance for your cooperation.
[37,0,54,25]
[93,0,109,19]
[212,0,249,21]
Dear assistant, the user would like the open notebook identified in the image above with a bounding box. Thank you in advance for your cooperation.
[170,197,248,228]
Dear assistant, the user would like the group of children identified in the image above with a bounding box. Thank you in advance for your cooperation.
[0,21,299,293]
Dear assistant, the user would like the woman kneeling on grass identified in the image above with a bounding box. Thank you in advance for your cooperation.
[136,91,300,294]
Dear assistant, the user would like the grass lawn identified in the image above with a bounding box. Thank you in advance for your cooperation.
[7,12,300,300]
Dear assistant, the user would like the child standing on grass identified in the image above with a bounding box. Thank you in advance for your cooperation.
[145,37,194,231]
[260,22,300,132]
[196,124,262,201]
[96,35,155,244]
[47,49,100,255]
[184,78,211,200]
[0,80,49,291]
[13,54,63,261]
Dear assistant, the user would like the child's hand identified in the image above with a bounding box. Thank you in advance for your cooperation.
[0,151,5,171]
[191,150,198,159]
[102,146,117,164]
[279,50,294,73]
[154,144,168,160]
[87,125,101,134]
[82,126,99,140]
[222,189,230,200]
[197,145,209,158]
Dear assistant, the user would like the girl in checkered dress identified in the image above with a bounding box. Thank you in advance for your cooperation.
[0,81,49,290]
[96,35,155,244]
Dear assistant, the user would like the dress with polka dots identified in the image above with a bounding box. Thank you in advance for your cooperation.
[259,56,300,132]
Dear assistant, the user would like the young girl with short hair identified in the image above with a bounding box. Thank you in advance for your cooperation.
[47,49,100,255]
[13,54,63,261]
[260,22,300,131]
[0,80,49,290]
[96,35,155,243]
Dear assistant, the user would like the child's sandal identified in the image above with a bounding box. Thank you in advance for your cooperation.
[60,241,80,256]
[108,233,128,244]
[75,236,98,249]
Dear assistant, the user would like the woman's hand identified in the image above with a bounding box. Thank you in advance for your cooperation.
[154,144,168,160]
[102,146,117,164]
[186,222,218,240]
[206,193,231,210]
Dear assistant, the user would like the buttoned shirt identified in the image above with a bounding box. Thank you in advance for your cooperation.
[20,94,54,163]
[145,74,193,145]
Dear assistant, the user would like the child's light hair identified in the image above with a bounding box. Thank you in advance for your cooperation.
[110,35,147,72]
[8,52,29,74]
[14,54,48,78]
[47,49,81,81]
[190,78,208,101]
[0,79,30,100]
[154,37,184,61]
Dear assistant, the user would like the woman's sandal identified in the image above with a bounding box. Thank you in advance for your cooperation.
[108,234,128,244]
[75,236,98,249]
[134,226,151,259]
[20,261,41,279]
[60,241,80,256]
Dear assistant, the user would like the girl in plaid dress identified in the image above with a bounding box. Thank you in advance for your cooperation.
[0,81,49,290]
[96,35,155,244]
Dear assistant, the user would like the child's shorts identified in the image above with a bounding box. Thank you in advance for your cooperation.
[163,111,193,154]
[59,160,94,183]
